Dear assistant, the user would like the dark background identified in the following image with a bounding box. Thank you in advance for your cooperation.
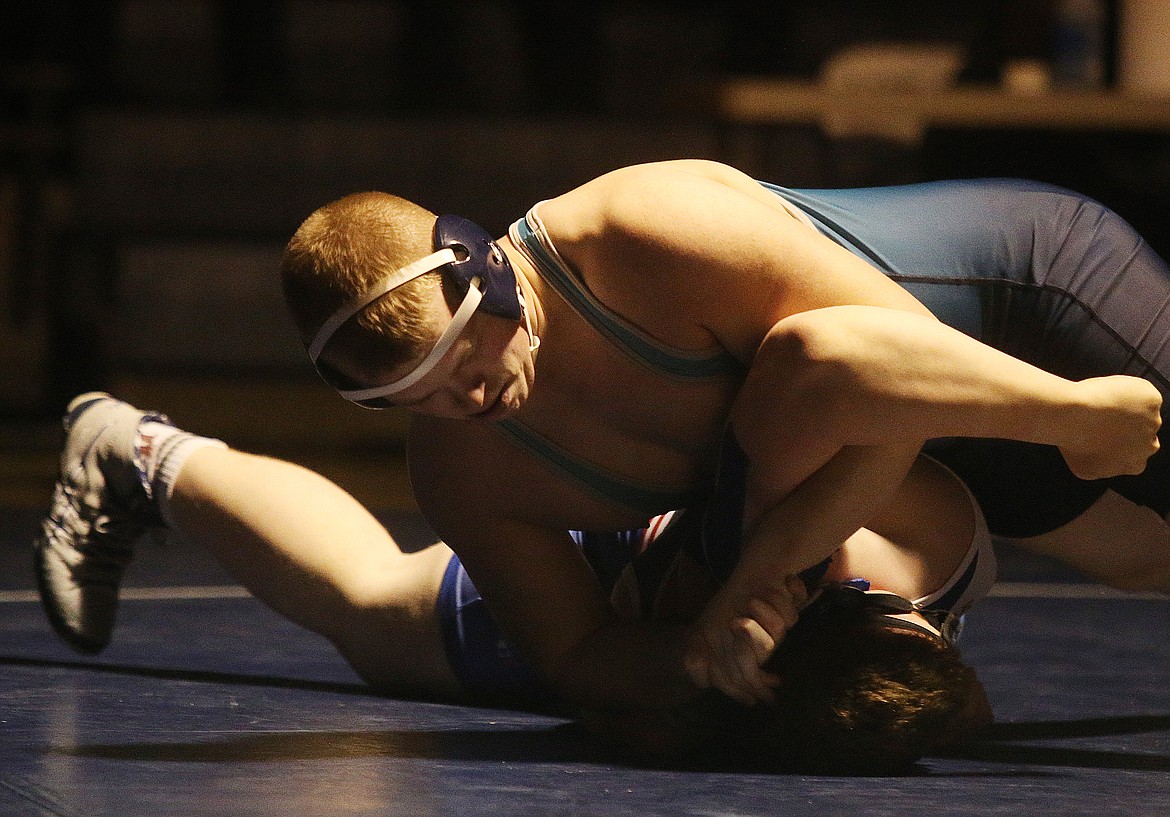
[2,0,1168,506]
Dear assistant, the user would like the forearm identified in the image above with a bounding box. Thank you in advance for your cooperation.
[773,305,1096,447]
[709,441,922,618]
[549,619,702,711]
[681,441,922,705]
[712,301,1130,609]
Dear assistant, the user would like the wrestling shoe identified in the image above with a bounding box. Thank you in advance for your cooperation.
[34,392,169,654]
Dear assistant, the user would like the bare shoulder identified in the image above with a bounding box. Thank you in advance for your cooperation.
[529,160,926,358]
[540,159,778,243]
[534,160,813,359]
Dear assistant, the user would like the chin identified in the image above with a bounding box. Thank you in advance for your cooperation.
[512,374,534,408]
[494,391,524,420]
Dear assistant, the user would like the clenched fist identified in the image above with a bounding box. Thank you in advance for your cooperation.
[1061,375,1162,480]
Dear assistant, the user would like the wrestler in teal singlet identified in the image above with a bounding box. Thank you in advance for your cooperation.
[440,178,1170,696]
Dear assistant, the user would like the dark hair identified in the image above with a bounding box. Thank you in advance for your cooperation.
[748,586,992,774]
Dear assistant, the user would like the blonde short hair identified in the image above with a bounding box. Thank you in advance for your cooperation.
[281,191,441,369]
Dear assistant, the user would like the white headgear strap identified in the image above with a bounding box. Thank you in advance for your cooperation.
[307,247,459,363]
[307,245,539,406]
[337,280,483,402]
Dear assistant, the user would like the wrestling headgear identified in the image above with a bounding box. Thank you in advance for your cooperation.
[767,581,961,670]
[307,215,535,407]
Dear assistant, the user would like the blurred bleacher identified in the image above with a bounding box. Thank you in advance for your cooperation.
[5,0,1170,513]
[0,0,732,510]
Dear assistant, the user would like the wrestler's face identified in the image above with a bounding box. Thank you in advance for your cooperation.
[331,282,537,419]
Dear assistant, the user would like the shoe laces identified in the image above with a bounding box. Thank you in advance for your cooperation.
[45,476,145,585]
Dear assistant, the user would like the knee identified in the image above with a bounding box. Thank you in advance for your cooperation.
[323,550,459,694]
[329,588,461,697]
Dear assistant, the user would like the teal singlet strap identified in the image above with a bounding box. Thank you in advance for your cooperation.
[495,419,706,515]
[509,210,743,380]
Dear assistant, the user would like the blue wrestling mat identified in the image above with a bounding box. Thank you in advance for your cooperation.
[1,509,1168,817]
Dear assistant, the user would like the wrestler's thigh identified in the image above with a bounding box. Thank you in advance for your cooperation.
[1006,489,1170,594]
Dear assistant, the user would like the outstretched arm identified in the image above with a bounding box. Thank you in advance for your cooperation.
[733,305,1160,592]
[553,162,1160,484]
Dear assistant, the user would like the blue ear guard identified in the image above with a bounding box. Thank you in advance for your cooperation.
[434,214,522,321]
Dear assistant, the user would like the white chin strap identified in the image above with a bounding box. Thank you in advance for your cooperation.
[339,280,483,401]
[307,248,540,405]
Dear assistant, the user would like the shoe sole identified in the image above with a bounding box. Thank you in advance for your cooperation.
[33,542,107,654]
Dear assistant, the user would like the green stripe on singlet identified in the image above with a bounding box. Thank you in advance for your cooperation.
[500,209,736,515]
[495,419,706,515]
[510,214,743,379]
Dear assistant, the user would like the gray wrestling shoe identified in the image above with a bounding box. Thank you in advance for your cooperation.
[34,392,170,654]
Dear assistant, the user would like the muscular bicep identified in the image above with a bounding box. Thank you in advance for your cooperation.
[723,312,861,516]
[727,308,937,537]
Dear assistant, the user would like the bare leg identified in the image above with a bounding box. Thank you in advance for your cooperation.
[166,446,463,697]
[1007,489,1170,593]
